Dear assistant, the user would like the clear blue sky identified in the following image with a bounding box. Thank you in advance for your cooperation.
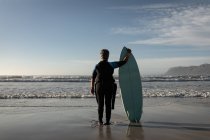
[1,0,210,75]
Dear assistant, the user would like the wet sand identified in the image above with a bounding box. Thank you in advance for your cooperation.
[0,98,210,140]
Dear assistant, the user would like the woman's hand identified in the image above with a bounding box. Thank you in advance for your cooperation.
[123,48,132,62]
[91,87,94,95]
[126,48,131,53]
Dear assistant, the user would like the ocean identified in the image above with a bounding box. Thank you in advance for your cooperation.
[0,75,210,108]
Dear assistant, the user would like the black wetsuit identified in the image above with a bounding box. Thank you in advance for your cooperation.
[92,60,126,123]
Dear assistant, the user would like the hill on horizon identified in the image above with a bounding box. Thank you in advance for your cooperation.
[165,64,210,76]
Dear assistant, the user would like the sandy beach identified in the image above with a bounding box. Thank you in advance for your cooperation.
[0,98,210,140]
[1,0,210,139]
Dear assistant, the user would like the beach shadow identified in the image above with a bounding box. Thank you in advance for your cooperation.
[141,121,210,131]
[98,125,112,140]
[115,121,210,134]
[126,123,144,140]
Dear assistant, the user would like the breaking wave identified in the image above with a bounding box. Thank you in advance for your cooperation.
[0,75,209,99]
[0,75,210,82]
[0,89,209,99]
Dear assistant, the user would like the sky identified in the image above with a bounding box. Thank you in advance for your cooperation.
[0,0,210,76]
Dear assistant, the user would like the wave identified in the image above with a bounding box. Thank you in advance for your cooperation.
[0,94,95,99]
[0,105,97,108]
[143,75,210,82]
[0,75,210,82]
[0,75,91,82]
[0,91,209,99]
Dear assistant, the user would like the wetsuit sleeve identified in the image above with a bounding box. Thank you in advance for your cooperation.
[109,61,127,69]
[92,66,97,79]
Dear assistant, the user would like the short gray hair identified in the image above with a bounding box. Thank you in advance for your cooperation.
[100,49,109,60]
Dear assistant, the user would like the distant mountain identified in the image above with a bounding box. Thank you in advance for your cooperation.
[165,64,210,76]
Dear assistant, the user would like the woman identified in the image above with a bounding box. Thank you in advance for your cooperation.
[91,48,131,125]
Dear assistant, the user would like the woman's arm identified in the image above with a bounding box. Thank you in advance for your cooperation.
[110,48,132,68]
[90,67,97,95]
[90,78,95,95]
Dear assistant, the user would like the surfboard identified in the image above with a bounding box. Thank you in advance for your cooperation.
[119,47,143,122]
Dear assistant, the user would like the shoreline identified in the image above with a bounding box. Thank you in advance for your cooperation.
[0,98,210,140]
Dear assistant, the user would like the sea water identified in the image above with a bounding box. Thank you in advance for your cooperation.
[0,75,210,108]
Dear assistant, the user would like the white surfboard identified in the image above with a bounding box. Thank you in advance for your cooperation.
[119,47,143,122]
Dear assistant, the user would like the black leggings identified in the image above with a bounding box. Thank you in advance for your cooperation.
[95,82,113,123]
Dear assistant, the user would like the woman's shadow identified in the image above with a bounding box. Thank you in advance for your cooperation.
[97,122,145,140]
[98,125,112,140]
